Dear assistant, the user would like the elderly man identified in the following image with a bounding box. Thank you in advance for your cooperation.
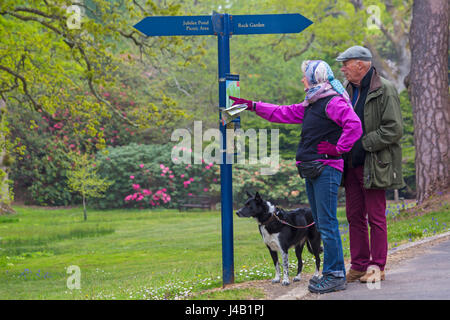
[336,46,405,283]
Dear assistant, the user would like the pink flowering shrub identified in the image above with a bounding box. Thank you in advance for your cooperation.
[97,144,307,208]
[94,143,219,209]
[123,156,219,209]
[124,166,172,207]
[95,144,308,210]
[125,182,171,206]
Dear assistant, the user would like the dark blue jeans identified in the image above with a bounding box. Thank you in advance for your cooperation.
[305,165,346,278]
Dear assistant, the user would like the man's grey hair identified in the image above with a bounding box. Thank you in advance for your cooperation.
[357,59,372,71]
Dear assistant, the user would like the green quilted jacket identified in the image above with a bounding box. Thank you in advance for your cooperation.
[345,69,406,190]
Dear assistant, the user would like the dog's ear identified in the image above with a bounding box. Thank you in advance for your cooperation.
[246,191,253,198]
[255,192,262,202]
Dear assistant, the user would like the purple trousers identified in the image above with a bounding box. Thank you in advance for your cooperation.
[344,166,387,272]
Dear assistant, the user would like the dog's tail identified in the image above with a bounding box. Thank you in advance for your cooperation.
[306,240,313,255]
[306,240,324,255]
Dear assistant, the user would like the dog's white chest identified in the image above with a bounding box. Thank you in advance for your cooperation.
[259,226,281,252]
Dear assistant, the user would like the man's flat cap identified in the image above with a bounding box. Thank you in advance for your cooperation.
[336,45,372,62]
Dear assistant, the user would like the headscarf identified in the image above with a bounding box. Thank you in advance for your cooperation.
[301,60,350,106]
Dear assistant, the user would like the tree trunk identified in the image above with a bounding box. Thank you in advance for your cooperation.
[83,195,87,221]
[0,99,15,215]
[409,0,449,203]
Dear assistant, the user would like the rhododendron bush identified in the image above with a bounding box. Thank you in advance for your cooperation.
[94,143,307,209]
[94,143,220,209]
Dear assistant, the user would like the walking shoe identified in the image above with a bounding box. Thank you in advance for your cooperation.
[359,268,385,283]
[308,274,346,294]
[309,275,322,286]
[346,268,367,283]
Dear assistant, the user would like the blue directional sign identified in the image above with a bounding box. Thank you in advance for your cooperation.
[133,15,214,36]
[232,14,312,35]
[133,13,312,37]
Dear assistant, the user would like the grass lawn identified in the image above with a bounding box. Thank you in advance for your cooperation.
[0,200,449,300]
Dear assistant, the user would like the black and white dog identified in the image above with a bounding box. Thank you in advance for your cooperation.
[236,191,322,286]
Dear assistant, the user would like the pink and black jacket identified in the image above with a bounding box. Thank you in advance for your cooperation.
[254,94,363,172]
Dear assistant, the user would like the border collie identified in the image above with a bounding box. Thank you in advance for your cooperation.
[236,191,322,286]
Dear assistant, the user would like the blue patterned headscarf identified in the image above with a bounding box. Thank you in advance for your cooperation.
[302,60,345,94]
[301,60,349,106]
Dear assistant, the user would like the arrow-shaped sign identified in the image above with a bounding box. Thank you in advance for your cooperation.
[232,14,312,35]
[134,15,214,36]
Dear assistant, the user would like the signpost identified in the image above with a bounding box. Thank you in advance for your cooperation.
[134,13,312,37]
[134,12,312,286]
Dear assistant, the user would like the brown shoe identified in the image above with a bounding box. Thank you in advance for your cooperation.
[359,267,385,283]
[346,268,367,283]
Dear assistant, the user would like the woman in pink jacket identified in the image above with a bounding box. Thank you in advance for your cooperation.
[230,60,362,294]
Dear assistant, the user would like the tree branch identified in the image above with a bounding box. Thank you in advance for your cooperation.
[0,64,42,111]
[2,3,162,128]
[283,33,315,61]
[75,44,139,127]
[4,11,65,37]
[171,74,191,97]
[119,30,142,47]
[13,6,60,20]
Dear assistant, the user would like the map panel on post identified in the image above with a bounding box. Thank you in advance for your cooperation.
[231,14,313,35]
[133,16,215,36]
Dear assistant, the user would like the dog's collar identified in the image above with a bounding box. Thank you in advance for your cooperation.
[259,201,278,226]
[260,205,316,229]
[260,213,277,226]
[275,208,316,229]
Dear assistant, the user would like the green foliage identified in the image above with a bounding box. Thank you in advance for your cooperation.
[94,143,307,209]
[399,90,416,196]
[158,0,368,131]
[1,100,20,207]
[163,0,369,161]
[2,0,210,206]
[26,147,74,206]
[95,143,220,209]
[16,145,74,206]
[0,0,204,144]
[8,105,76,205]
[232,160,307,207]
[4,0,419,205]
[66,151,113,220]
[399,90,414,146]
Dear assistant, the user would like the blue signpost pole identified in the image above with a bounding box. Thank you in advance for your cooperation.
[217,13,234,286]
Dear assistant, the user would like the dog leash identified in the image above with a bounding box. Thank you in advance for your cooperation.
[273,210,316,229]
